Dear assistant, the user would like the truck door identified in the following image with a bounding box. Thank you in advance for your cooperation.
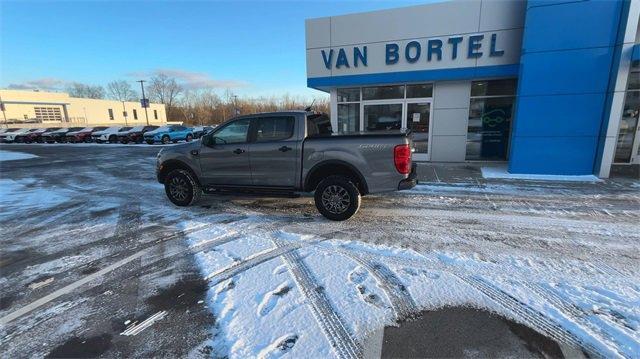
[198,118,252,185]
[248,116,298,187]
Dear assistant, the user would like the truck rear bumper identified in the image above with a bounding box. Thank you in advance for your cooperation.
[397,163,417,190]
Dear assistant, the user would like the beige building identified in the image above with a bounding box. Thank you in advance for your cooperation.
[0,89,167,128]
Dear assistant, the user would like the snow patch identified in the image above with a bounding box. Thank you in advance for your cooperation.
[0,150,38,162]
[482,166,601,182]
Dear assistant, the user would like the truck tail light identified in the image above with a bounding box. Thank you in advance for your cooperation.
[394,144,412,174]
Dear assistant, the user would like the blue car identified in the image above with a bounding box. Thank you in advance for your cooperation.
[144,125,194,144]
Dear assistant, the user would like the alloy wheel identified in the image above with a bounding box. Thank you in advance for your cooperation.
[321,185,350,214]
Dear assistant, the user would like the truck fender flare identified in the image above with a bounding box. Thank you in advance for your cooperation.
[304,160,369,194]
[158,159,200,185]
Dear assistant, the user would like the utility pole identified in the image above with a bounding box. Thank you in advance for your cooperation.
[232,95,239,116]
[137,80,150,126]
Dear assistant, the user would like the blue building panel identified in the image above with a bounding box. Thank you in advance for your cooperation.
[508,136,599,175]
[513,93,606,137]
[509,0,624,175]
[523,0,622,52]
[307,64,519,89]
[517,47,614,96]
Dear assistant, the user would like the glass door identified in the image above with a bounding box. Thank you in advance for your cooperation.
[405,101,432,161]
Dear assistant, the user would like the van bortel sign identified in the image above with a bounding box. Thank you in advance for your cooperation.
[321,33,505,69]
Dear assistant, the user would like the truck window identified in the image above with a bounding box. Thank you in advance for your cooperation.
[307,114,332,137]
[254,116,294,142]
[214,119,250,144]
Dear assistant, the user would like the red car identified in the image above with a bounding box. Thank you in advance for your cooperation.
[65,126,107,143]
[18,128,60,143]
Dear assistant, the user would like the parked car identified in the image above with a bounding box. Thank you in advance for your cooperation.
[42,127,84,143]
[156,111,416,221]
[32,128,61,143]
[192,126,214,139]
[1,128,33,143]
[66,127,106,143]
[118,125,158,144]
[14,128,49,143]
[144,125,194,144]
[91,126,130,143]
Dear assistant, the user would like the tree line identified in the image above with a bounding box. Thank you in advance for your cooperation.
[66,75,328,125]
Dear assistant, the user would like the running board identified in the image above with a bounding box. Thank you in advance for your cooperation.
[203,185,300,198]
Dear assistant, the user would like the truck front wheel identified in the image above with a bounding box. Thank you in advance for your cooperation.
[314,175,361,221]
[164,169,202,206]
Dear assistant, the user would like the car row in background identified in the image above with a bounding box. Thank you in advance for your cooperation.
[0,125,214,144]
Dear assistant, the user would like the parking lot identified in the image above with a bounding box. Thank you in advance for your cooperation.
[1,144,639,358]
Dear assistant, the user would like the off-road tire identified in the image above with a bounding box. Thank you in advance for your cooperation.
[164,169,202,206]
[314,175,361,221]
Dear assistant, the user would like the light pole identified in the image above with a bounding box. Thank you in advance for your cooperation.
[137,80,150,126]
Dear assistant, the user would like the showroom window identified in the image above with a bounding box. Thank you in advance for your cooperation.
[337,88,360,133]
[336,84,433,134]
[466,79,517,161]
[614,64,640,163]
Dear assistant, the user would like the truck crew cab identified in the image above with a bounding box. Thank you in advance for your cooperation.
[156,111,416,220]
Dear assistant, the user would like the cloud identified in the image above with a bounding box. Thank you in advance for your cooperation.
[127,68,248,90]
[7,77,68,91]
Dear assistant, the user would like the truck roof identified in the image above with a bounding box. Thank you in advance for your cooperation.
[232,110,314,119]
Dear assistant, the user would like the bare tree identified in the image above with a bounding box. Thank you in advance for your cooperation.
[148,74,182,111]
[106,80,138,101]
[66,82,105,99]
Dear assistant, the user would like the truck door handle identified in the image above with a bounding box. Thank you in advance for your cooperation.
[279,146,292,152]
[233,148,245,154]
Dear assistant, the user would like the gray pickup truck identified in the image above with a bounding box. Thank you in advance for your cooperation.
[156,111,416,220]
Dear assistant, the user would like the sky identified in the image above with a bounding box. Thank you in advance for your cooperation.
[0,0,428,100]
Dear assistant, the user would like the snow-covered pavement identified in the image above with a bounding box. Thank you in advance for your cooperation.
[1,145,639,358]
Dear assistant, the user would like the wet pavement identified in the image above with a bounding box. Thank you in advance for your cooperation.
[1,144,639,358]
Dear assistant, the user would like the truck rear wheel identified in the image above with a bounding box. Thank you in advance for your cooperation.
[314,175,361,221]
[164,169,202,206]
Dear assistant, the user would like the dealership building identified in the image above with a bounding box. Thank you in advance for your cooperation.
[306,0,640,177]
[0,89,167,128]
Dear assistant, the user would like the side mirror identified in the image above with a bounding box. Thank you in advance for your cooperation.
[202,133,214,147]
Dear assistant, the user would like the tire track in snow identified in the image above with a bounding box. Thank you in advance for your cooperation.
[205,242,304,285]
[337,249,418,321]
[270,237,362,359]
[523,282,635,359]
[454,275,608,359]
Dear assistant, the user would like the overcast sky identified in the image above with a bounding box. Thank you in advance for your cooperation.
[1,0,428,99]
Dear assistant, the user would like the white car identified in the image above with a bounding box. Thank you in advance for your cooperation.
[0,128,32,143]
[91,126,130,143]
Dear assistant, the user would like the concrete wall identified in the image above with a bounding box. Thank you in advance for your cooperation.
[430,81,471,162]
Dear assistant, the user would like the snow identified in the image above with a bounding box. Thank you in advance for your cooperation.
[0,150,38,162]
[184,214,640,358]
[482,165,602,182]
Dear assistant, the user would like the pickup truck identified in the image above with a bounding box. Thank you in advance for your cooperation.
[156,111,416,220]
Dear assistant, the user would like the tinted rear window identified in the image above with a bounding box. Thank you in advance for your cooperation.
[307,114,332,137]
